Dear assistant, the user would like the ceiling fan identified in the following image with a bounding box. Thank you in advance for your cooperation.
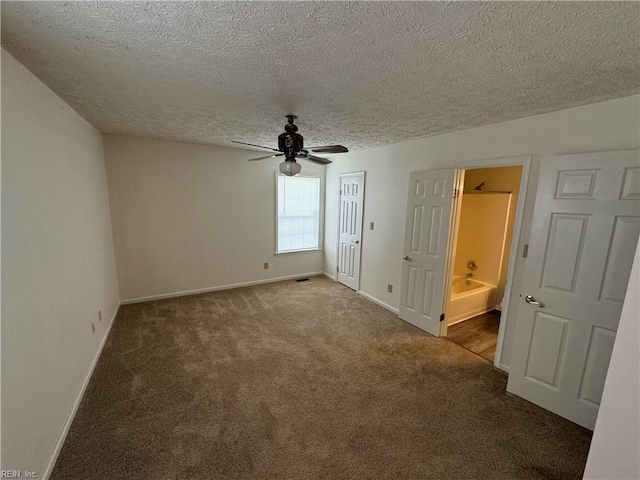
[233,115,349,176]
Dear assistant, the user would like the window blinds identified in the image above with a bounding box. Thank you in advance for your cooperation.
[277,175,320,253]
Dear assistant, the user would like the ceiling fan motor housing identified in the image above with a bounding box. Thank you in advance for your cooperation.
[278,118,304,160]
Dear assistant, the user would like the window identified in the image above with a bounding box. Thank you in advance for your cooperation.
[276,174,321,253]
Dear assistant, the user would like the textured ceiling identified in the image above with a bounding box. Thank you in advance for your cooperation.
[2,1,639,152]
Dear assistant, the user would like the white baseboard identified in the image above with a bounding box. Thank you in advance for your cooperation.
[323,272,336,281]
[358,290,399,314]
[42,304,120,480]
[447,307,495,326]
[497,363,510,373]
[120,272,325,304]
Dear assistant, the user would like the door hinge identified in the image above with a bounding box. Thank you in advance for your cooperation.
[523,244,529,258]
[440,313,445,322]
[453,189,459,198]
[339,190,342,195]
[337,266,339,272]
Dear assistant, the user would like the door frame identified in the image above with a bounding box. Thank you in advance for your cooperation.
[335,171,366,292]
[440,169,466,334]
[443,155,532,371]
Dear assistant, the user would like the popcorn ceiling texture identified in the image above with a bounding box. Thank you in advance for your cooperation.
[2,1,638,151]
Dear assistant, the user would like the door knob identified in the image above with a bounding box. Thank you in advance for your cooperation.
[525,295,544,308]
[403,255,411,261]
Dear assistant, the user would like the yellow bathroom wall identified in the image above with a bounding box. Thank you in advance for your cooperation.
[454,193,511,289]
[461,166,523,303]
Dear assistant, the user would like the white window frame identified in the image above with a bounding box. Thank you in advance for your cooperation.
[275,172,324,255]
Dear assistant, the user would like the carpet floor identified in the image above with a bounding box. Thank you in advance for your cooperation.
[51,276,591,479]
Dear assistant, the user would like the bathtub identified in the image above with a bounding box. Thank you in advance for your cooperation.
[447,275,497,325]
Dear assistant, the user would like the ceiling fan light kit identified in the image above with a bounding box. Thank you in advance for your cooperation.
[234,116,349,176]
[279,159,302,176]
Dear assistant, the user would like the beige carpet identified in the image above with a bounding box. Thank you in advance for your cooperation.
[52,276,591,479]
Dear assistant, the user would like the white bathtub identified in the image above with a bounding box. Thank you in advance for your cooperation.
[447,275,497,325]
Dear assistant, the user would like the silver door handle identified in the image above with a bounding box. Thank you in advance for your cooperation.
[525,295,544,308]
[403,255,411,261]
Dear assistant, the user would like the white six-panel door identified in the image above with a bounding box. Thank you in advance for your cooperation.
[507,150,640,430]
[337,172,364,291]
[399,169,456,336]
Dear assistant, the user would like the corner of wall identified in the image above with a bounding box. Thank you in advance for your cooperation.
[41,305,120,479]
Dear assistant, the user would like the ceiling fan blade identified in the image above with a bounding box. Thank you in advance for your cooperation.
[307,145,349,154]
[232,140,280,152]
[300,154,332,165]
[247,154,284,162]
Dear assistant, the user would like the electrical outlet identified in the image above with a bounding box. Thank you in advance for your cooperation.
[387,284,393,293]
[91,323,95,335]
[98,310,102,322]
[264,262,269,269]
[370,222,375,230]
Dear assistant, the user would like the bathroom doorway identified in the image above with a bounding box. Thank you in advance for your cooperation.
[445,165,524,362]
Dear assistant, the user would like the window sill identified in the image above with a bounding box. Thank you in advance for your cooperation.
[274,248,323,256]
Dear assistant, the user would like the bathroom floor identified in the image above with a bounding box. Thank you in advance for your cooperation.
[446,310,501,362]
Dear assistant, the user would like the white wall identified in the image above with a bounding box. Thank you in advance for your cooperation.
[323,95,640,370]
[583,241,640,480]
[103,135,325,302]
[1,49,120,476]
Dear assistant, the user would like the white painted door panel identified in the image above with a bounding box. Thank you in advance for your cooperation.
[399,169,456,336]
[337,173,364,290]
[507,150,640,430]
